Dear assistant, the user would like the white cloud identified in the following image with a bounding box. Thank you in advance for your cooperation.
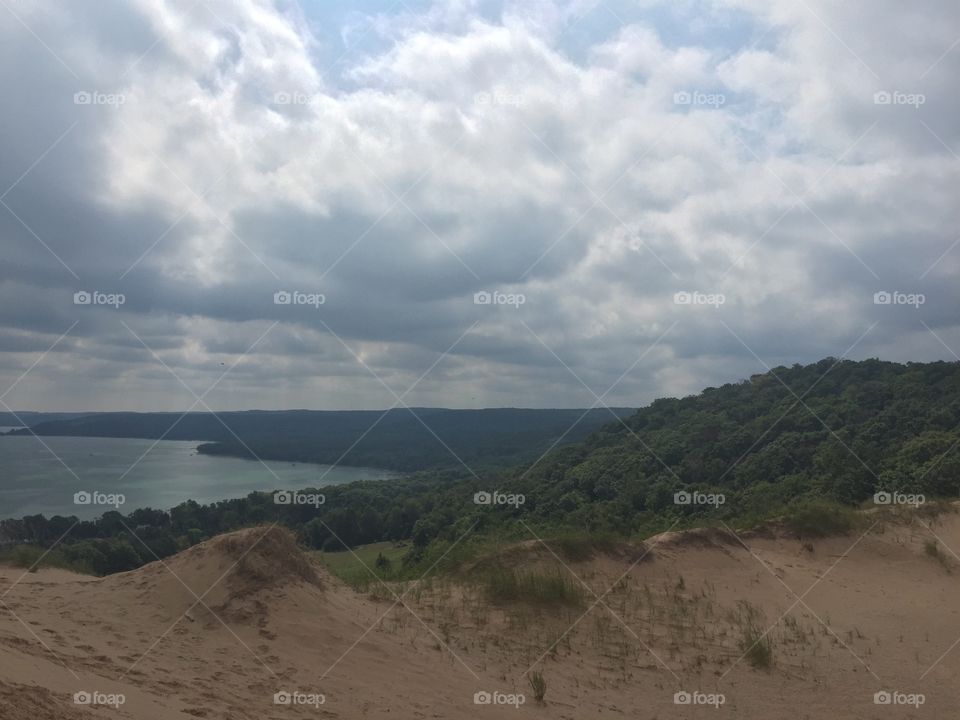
[0,0,958,410]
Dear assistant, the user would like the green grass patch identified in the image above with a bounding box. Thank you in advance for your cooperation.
[0,544,94,575]
[315,541,409,589]
[548,530,618,561]
[481,566,585,607]
[782,499,857,539]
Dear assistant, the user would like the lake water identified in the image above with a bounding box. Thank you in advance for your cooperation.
[0,435,397,520]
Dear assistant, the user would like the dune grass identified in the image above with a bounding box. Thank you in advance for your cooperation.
[0,544,93,575]
[315,541,409,589]
[548,531,618,561]
[481,566,586,607]
[528,671,547,703]
[734,600,774,669]
[782,499,857,539]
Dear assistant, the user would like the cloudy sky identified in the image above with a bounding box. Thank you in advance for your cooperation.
[0,0,958,412]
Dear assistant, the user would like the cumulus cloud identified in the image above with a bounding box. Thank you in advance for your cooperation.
[0,0,958,411]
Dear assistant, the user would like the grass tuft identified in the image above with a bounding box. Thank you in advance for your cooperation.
[734,600,774,669]
[528,671,547,703]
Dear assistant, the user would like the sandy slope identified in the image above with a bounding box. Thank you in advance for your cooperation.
[2,511,959,719]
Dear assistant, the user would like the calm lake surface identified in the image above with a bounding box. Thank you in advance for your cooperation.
[0,434,397,520]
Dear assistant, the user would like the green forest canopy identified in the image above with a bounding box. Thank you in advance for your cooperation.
[3,358,958,576]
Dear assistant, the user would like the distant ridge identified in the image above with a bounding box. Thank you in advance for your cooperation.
[6,407,635,473]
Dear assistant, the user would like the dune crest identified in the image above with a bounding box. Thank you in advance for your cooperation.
[4,511,960,718]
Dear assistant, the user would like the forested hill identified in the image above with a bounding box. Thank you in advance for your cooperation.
[5,407,634,472]
[5,358,960,574]
[503,358,960,529]
[0,411,95,426]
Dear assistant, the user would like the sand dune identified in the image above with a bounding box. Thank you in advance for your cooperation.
[2,510,960,718]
